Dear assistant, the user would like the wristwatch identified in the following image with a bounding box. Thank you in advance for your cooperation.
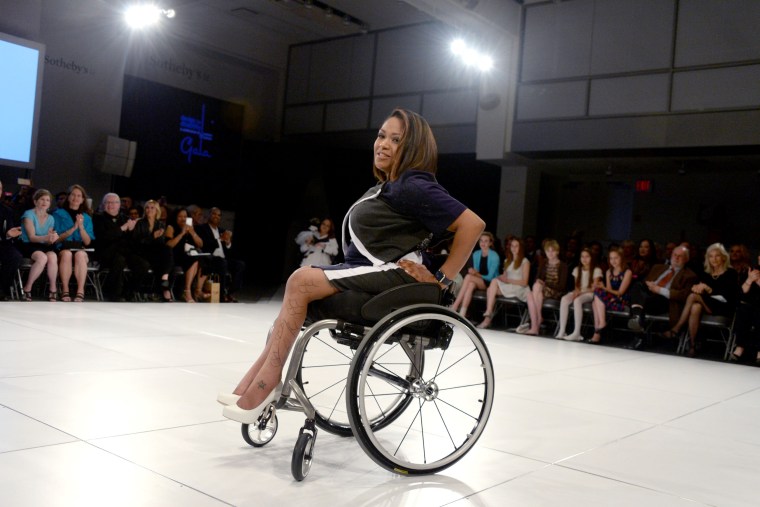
[435,270,454,287]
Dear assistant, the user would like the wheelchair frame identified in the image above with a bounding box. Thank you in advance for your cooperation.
[233,283,496,481]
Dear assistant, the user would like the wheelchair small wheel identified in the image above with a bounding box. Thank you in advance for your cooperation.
[240,410,278,447]
[291,432,315,481]
[295,323,415,437]
[347,305,494,475]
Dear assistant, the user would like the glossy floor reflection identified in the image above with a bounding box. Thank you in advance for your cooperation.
[1,295,759,506]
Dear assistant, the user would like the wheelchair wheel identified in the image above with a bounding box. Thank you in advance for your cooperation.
[295,322,416,437]
[241,408,278,447]
[291,432,316,481]
[347,305,494,475]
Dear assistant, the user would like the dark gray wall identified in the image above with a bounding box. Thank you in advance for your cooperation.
[513,0,760,152]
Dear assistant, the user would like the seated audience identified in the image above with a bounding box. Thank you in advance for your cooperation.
[53,191,68,212]
[131,199,173,302]
[663,243,738,357]
[519,238,569,335]
[0,179,23,300]
[296,217,339,267]
[165,207,208,303]
[729,243,751,277]
[19,189,59,301]
[587,240,607,273]
[729,255,760,365]
[53,184,94,302]
[450,231,500,319]
[93,193,149,302]
[629,238,658,282]
[127,205,142,221]
[477,237,530,329]
[620,239,636,269]
[197,207,246,302]
[591,246,633,343]
[662,241,677,265]
[626,245,698,350]
[556,247,603,341]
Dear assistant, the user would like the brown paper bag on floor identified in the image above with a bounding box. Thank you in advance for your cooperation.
[208,275,221,303]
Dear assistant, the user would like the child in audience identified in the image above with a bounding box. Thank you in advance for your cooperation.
[590,246,633,343]
[556,247,603,341]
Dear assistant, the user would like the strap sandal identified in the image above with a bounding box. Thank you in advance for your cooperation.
[183,290,196,303]
[61,292,72,302]
[23,290,33,302]
[74,293,85,302]
[48,291,58,302]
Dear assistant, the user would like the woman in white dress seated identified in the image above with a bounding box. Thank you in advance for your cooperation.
[478,237,531,329]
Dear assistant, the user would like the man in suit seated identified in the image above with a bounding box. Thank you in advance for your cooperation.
[626,244,698,350]
[197,207,245,302]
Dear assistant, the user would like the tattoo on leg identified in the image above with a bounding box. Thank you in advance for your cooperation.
[257,380,267,390]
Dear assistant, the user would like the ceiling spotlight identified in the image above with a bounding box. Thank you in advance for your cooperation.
[124,4,175,29]
[450,38,493,72]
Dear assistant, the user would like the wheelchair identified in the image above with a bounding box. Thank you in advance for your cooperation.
[234,282,495,481]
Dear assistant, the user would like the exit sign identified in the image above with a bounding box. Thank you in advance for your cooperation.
[635,179,654,193]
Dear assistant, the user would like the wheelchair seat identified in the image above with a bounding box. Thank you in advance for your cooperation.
[306,282,443,326]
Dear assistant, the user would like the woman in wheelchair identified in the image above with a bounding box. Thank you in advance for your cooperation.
[219,108,486,423]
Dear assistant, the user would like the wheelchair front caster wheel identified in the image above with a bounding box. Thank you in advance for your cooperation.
[291,432,315,481]
[241,410,278,447]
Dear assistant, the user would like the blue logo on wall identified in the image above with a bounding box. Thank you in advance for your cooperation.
[180,104,213,163]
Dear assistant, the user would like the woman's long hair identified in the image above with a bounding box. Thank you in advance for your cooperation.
[575,247,598,290]
[505,237,526,271]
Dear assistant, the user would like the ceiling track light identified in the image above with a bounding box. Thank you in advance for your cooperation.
[292,0,368,32]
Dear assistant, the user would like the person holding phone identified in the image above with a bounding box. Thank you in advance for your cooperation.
[166,207,208,302]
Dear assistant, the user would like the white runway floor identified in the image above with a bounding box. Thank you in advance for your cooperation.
[1,294,759,506]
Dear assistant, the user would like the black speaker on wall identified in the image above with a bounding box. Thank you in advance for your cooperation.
[94,135,137,177]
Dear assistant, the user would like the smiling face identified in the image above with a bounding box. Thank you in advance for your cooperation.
[478,234,492,251]
[144,201,159,219]
[374,116,403,175]
[68,187,84,210]
[707,248,725,270]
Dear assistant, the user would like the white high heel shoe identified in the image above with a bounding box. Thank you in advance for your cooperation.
[222,382,283,424]
[216,393,241,406]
